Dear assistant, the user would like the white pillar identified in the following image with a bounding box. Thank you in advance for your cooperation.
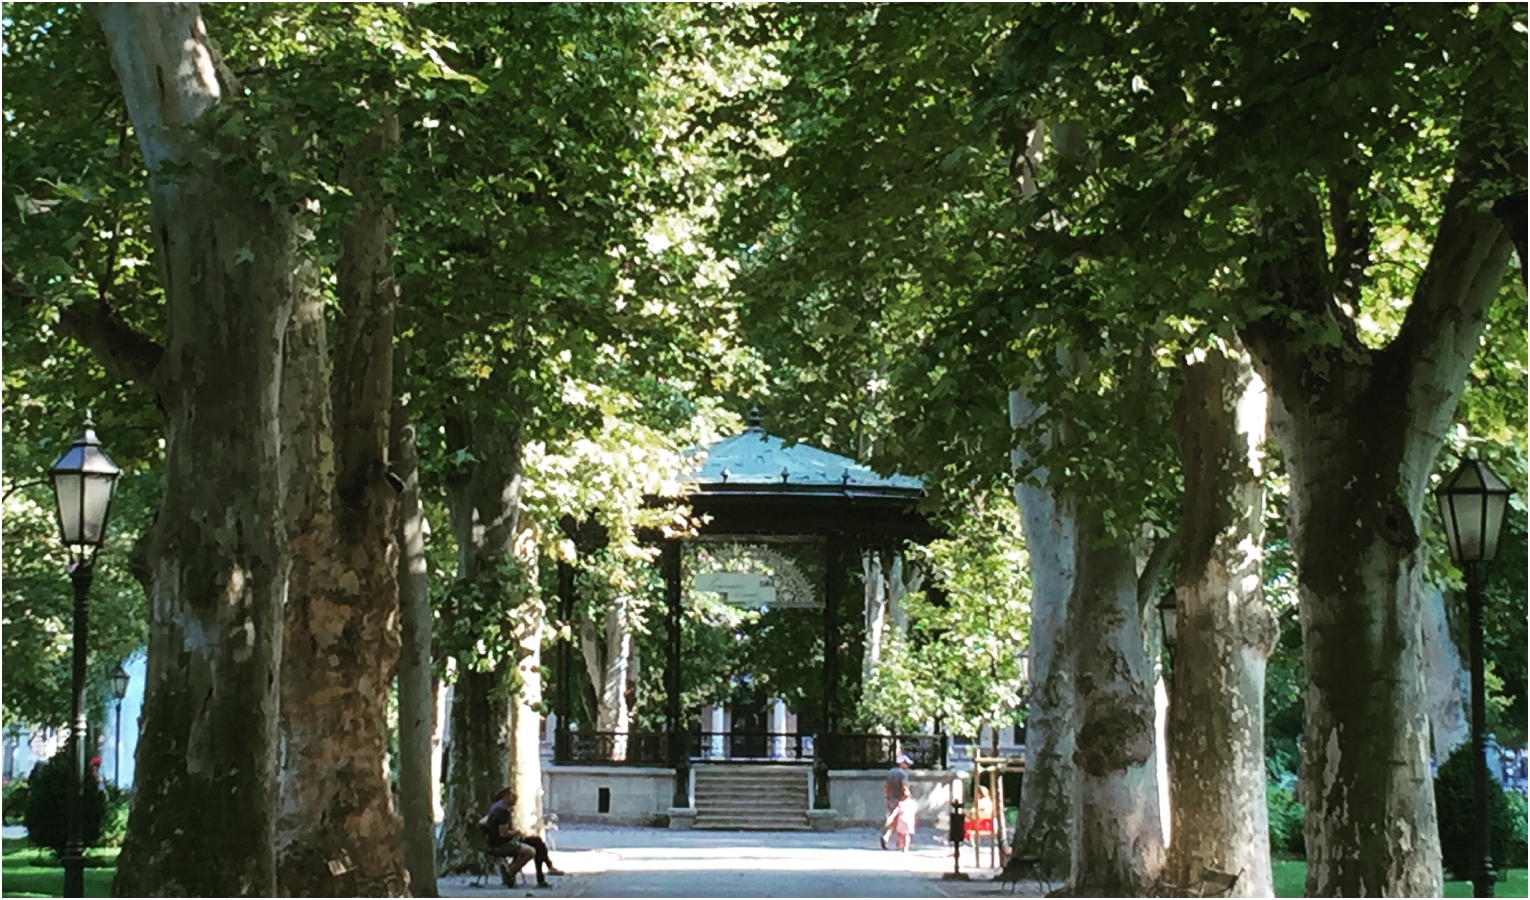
[770,699,788,759]
[709,706,726,760]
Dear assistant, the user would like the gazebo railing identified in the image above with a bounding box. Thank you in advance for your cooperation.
[689,730,814,762]
[561,730,670,766]
[818,732,947,770]
[555,729,947,769]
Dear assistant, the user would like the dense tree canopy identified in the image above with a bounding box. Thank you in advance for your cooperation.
[0,3,1523,897]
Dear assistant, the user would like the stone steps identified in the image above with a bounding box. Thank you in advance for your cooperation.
[692,765,811,831]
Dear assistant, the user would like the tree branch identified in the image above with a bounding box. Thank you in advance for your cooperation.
[1388,174,1514,495]
[1493,189,1526,287]
[1328,173,1371,314]
[1239,196,1351,397]
[3,266,164,389]
[1136,531,1177,619]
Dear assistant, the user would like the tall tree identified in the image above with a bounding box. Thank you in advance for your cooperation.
[717,9,1182,889]
[391,361,438,896]
[989,5,1526,893]
[89,4,298,893]
[1168,343,1278,897]
[273,102,405,897]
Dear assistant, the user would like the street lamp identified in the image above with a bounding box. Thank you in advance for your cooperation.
[49,419,121,899]
[1157,591,1178,672]
[109,664,129,787]
[1435,458,1513,900]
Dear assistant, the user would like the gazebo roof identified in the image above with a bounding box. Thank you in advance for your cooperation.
[689,415,924,500]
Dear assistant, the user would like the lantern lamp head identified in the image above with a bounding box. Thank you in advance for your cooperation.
[1157,591,1178,650]
[109,664,130,701]
[1434,458,1513,568]
[49,420,122,570]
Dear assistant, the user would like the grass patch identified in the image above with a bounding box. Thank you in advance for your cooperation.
[1272,860,1527,897]
[2,838,118,898]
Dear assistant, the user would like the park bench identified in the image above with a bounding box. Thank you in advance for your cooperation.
[1151,867,1242,898]
[994,852,1050,895]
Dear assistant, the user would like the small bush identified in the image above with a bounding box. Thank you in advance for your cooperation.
[1267,782,1305,858]
[1433,743,1529,879]
[1503,790,1529,868]
[22,753,107,860]
[101,783,131,847]
[2,777,29,824]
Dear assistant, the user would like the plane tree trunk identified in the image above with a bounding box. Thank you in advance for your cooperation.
[276,111,405,897]
[437,415,526,874]
[94,5,294,894]
[1069,528,1165,896]
[392,369,439,897]
[1009,388,1076,879]
[1167,344,1277,897]
[1239,174,1513,895]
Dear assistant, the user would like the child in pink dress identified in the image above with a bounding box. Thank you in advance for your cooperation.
[891,783,917,851]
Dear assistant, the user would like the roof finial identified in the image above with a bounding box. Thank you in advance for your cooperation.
[745,406,763,431]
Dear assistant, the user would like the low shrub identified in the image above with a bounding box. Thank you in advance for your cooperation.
[1433,743,1529,879]
[1502,790,1529,868]
[22,753,107,859]
[101,783,131,847]
[1267,782,1305,858]
[2,776,28,824]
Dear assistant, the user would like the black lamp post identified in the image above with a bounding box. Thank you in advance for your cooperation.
[1435,458,1512,900]
[49,420,122,899]
[109,664,129,786]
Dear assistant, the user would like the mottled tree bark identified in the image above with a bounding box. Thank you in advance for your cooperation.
[276,113,405,897]
[392,377,438,896]
[97,5,293,895]
[1167,344,1277,897]
[1420,586,1470,761]
[581,600,635,746]
[437,416,534,874]
[507,532,545,836]
[1009,388,1076,879]
[1241,175,1512,895]
[438,669,511,876]
[1069,528,1165,896]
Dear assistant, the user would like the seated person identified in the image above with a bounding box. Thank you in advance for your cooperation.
[480,787,564,887]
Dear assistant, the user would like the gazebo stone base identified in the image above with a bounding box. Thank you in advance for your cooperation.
[667,807,696,830]
[806,809,838,831]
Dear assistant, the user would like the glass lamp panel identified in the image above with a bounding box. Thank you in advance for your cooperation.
[80,473,115,545]
[110,667,130,699]
[1448,491,1486,561]
[53,472,84,544]
[1482,492,1510,561]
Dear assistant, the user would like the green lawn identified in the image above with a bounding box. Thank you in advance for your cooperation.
[1273,860,1528,897]
[2,839,118,899]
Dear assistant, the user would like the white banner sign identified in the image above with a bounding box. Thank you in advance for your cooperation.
[693,572,776,606]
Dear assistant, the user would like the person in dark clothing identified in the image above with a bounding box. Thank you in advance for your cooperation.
[480,787,564,887]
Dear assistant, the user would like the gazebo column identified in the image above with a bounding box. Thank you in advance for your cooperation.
[662,539,691,813]
[816,533,842,810]
[554,558,575,763]
[770,699,787,759]
[709,706,726,760]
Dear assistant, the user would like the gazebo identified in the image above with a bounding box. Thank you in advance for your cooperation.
[548,413,947,828]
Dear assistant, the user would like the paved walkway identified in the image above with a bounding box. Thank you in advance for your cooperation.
[438,825,1043,899]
